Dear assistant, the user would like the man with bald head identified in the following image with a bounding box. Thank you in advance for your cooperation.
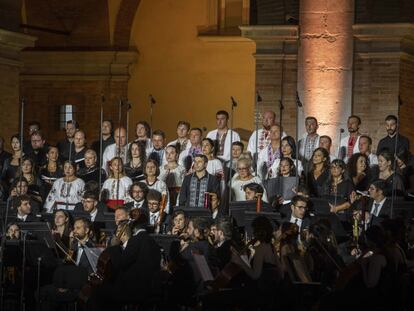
[248,110,286,156]
[102,127,128,173]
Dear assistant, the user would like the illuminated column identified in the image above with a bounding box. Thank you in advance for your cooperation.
[297,0,354,152]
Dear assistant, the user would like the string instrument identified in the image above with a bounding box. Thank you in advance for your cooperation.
[208,239,258,290]
[156,193,167,233]
[256,193,263,213]
[79,222,129,303]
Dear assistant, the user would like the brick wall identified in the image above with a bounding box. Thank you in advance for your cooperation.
[256,57,298,138]
[0,63,20,149]
[352,55,400,152]
[399,55,414,152]
[19,80,128,146]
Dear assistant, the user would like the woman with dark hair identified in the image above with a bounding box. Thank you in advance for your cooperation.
[277,157,297,177]
[52,209,72,258]
[201,138,224,179]
[15,156,44,202]
[40,146,64,197]
[271,136,304,177]
[376,150,405,196]
[44,160,85,213]
[1,134,23,188]
[307,147,330,197]
[168,209,187,236]
[347,153,371,192]
[143,159,170,213]
[124,141,146,181]
[324,159,355,213]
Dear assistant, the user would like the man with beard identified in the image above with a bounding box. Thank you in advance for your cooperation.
[339,115,362,162]
[178,127,203,172]
[27,130,48,168]
[57,120,78,161]
[376,115,410,155]
[102,127,129,173]
[77,149,107,185]
[147,129,167,165]
[91,120,115,161]
[298,117,320,163]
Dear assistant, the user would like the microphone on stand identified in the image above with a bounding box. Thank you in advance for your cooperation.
[256,91,262,103]
[231,96,238,107]
[338,128,345,160]
[149,94,156,105]
[296,91,303,107]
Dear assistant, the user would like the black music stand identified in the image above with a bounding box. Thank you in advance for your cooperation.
[178,207,212,220]
[264,177,297,203]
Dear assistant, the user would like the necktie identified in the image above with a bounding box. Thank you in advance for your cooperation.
[151,214,157,225]
[372,203,380,216]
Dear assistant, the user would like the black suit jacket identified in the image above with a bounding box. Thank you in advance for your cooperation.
[14,213,38,223]
[124,200,148,212]
[72,240,96,274]
[111,230,161,302]
[369,198,392,226]
[282,211,311,233]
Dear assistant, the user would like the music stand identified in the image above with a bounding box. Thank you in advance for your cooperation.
[264,177,297,203]
[178,207,212,220]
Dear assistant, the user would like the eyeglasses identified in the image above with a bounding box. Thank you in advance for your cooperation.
[148,202,160,207]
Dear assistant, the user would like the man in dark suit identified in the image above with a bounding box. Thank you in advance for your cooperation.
[13,194,38,222]
[353,180,391,227]
[213,218,233,270]
[74,191,105,242]
[367,180,391,226]
[124,181,149,211]
[282,195,311,234]
[109,210,161,305]
[71,217,96,274]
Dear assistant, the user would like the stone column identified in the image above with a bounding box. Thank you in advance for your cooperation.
[0,28,36,147]
[297,0,354,152]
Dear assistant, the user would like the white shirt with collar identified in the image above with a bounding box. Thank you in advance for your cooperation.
[339,135,361,162]
[133,199,145,209]
[206,129,240,162]
[90,209,98,222]
[102,143,129,173]
[290,215,303,230]
[149,211,160,225]
[17,213,28,222]
[298,134,320,161]
[133,228,146,236]
[370,197,386,217]
[368,153,378,166]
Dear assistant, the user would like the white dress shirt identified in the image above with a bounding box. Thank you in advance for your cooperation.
[206,129,240,162]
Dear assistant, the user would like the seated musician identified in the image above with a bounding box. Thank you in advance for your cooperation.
[6,222,20,240]
[147,189,168,233]
[9,177,41,214]
[52,209,72,257]
[124,181,149,210]
[210,192,222,220]
[90,209,161,308]
[70,217,96,274]
[159,145,185,207]
[353,180,392,227]
[114,206,129,226]
[282,195,311,235]
[77,149,107,185]
[179,154,220,208]
[13,194,37,222]
[100,157,132,210]
[231,216,283,307]
[75,191,105,223]
[212,218,233,270]
[168,209,187,236]
[243,182,270,212]
[44,160,85,213]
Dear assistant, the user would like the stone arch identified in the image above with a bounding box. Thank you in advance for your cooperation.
[113,0,142,48]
